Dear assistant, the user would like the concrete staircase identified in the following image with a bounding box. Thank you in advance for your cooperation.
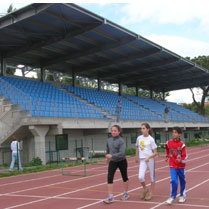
[0,95,30,145]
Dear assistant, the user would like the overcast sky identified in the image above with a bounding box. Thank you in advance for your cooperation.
[1,1,209,103]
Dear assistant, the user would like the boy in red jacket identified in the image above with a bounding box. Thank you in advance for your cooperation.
[165,127,187,205]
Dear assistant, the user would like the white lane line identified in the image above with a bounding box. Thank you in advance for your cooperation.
[0,144,204,183]
[76,158,209,209]
[1,152,207,196]
[2,194,209,208]
[2,150,209,209]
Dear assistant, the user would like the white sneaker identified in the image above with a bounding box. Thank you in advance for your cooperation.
[178,196,186,203]
[166,197,174,205]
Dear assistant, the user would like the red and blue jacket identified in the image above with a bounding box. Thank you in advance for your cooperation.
[165,138,188,169]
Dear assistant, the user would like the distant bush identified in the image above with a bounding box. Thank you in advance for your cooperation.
[28,157,42,166]
[125,148,136,156]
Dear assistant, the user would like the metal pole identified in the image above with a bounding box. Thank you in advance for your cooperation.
[49,140,51,166]
[118,82,122,96]
[0,54,6,76]
[17,142,19,171]
[61,159,64,175]
[84,160,87,176]
[40,66,45,82]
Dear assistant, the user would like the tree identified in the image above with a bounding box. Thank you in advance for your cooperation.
[7,4,16,14]
[186,56,209,116]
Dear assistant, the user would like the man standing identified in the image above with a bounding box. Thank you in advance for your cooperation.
[9,136,23,171]
[116,100,122,123]
[164,106,169,123]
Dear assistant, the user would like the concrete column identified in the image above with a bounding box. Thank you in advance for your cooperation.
[40,66,45,82]
[0,54,6,76]
[162,91,165,100]
[150,89,153,99]
[22,136,34,164]
[136,86,139,97]
[29,125,49,165]
[98,77,101,91]
[118,82,122,96]
[72,70,76,87]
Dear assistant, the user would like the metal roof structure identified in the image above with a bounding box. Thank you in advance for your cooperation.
[0,3,209,92]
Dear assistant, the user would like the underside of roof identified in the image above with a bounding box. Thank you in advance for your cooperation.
[0,3,209,92]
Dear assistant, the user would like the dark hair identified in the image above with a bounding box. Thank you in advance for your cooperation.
[141,123,152,136]
[172,126,182,134]
[111,125,123,136]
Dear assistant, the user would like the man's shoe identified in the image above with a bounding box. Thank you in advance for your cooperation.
[166,197,174,205]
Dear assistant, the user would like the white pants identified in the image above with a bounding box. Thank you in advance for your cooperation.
[138,158,156,183]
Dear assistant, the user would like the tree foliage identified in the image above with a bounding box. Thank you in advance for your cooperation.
[186,56,209,116]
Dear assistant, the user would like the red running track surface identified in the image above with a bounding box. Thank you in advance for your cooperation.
[0,146,209,209]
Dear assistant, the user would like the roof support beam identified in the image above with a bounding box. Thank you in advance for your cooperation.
[76,48,161,74]
[118,82,122,96]
[136,85,139,97]
[40,66,45,82]
[0,54,6,76]
[72,69,76,87]
[123,66,194,86]
[102,57,179,80]
[6,23,103,58]
[42,36,136,67]
[150,89,153,99]
[98,76,101,91]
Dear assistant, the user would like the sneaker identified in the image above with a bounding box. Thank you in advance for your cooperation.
[166,197,175,205]
[144,193,153,201]
[140,188,149,199]
[178,196,186,203]
[103,198,114,204]
[120,194,130,201]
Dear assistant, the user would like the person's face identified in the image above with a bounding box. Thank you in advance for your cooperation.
[141,125,149,136]
[172,130,181,139]
[111,127,120,137]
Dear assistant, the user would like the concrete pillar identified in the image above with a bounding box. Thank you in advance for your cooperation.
[72,70,76,87]
[29,125,49,165]
[40,66,45,82]
[0,54,6,76]
[118,82,122,96]
[22,136,34,164]
[150,89,153,99]
[98,77,101,91]
[136,86,139,97]
[162,91,165,100]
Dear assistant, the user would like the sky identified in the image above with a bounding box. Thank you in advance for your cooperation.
[1,1,209,103]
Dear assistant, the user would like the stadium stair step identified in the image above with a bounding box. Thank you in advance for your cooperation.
[59,86,113,120]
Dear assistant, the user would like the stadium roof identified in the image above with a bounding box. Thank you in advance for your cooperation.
[0,3,209,92]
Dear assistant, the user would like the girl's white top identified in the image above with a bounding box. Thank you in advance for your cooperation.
[136,135,157,159]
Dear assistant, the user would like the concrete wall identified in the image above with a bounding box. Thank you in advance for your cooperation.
[1,121,209,165]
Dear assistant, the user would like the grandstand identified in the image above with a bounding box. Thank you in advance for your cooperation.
[0,3,209,165]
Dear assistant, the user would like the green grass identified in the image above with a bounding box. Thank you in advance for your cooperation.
[0,160,99,178]
[1,139,208,178]
[185,138,209,147]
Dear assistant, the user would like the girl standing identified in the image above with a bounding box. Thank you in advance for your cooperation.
[103,125,129,204]
[136,123,158,200]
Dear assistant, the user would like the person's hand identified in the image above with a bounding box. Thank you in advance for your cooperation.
[176,159,181,163]
[145,157,150,162]
[165,156,169,162]
[135,157,139,163]
[106,154,112,159]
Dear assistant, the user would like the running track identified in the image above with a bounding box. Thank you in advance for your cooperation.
[0,146,209,209]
